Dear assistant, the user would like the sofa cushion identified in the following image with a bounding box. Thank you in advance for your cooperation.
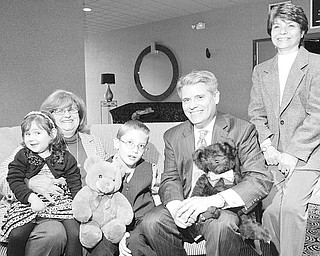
[0,126,21,164]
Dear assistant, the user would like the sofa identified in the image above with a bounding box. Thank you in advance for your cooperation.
[0,123,207,256]
[0,123,319,255]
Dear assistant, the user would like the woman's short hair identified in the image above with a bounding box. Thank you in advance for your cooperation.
[267,3,308,37]
[176,70,218,98]
[40,89,88,133]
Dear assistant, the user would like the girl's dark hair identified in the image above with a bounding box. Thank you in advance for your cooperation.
[267,3,308,39]
[21,111,66,153]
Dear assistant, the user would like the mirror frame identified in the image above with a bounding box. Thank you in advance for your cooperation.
[134,44,179,101]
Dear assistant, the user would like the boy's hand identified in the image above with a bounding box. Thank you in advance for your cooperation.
[28,193,46,212]
[119,232,132,256]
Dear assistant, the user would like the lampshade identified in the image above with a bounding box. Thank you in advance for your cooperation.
[101,73,115,84]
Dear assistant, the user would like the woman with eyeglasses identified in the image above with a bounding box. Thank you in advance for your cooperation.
[0,89,107,256]
[40,90,107,186]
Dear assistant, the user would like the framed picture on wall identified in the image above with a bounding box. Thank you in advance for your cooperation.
[269,1,291,12]
[252,38,277,68]
[310,0,320,28]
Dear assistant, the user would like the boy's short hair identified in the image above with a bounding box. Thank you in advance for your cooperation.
[116,120,150,140]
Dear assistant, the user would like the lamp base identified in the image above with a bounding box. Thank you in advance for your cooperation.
[105,84,113,102]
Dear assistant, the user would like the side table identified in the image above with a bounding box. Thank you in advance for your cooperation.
[100,100,117,124]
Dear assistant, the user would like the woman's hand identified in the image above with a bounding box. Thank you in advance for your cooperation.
[278,153,298,179]
[28,193,46,212]
[119,232,131,256]
[27,175,65,203]
[263,146,281,165]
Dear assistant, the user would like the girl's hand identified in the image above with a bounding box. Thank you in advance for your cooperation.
[27,175,64,203]
[28,193,46,212]
[119,232,131,256]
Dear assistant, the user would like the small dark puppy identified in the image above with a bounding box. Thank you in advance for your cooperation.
[191,139,270,255]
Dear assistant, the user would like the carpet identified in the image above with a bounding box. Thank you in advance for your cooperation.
[303,203,320,255]
[239,202,320,256]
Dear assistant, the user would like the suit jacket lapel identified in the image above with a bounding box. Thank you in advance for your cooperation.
[181,121,195,159]
[280,47,308,114]
[212,112,229,143]
[180,121,195,196]
[264,56,281,116]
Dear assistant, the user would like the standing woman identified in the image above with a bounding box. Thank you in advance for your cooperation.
[248,3,320,256]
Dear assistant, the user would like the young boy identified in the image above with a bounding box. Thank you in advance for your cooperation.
[88,120,156,256]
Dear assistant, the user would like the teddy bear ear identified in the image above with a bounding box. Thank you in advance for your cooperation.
[220,137,235,147]
[192,148,203,160]
[192,148,206,170]
[84,156,102,171]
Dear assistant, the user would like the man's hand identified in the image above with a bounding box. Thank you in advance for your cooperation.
[27,175,65,203]
[28,193,46,212]
[119,232,131,256]
[166,200,188,228]
[263,146,281,165]
[175,195,225,227]
[278,153,298,179]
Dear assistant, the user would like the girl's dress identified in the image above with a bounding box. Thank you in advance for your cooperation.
[1,147,81,239]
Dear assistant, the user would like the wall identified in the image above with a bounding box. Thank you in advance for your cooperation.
[85,0,320,124]
[0,0,85,127]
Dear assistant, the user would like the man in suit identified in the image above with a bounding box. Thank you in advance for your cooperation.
[128,70,273,256]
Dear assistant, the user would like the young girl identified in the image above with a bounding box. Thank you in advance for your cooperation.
[2,111,82,256]
[88,120,157,256]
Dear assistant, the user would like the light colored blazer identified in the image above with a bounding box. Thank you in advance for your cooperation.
[248,47,320,170]
[159,111,273,213]
[79,132,107,160]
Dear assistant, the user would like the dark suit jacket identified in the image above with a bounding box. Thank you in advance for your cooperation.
[248,47,320,170]
[159,111,273,213]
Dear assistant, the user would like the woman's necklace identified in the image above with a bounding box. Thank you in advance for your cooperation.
[65,134,81,168]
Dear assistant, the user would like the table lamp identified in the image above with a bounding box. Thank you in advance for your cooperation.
[101,73,115,102]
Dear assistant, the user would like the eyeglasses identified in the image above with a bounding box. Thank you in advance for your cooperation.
[53,107,79,116]
[119,139,147,151]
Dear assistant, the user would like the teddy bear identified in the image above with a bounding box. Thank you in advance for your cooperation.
[72,157,134,248]
[191,138,270,255]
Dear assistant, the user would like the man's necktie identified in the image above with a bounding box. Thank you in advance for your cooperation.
[197,130,208,148]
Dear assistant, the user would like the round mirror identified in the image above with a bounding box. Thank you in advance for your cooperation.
[134,44,179,101]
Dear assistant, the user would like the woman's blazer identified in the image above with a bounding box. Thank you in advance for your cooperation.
[248,46,320,170]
